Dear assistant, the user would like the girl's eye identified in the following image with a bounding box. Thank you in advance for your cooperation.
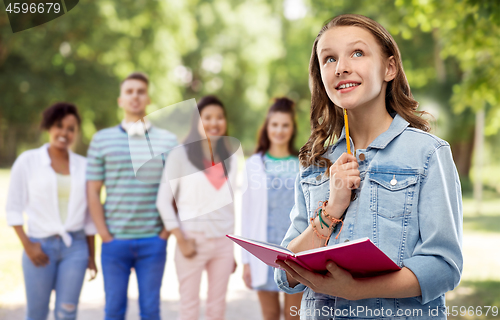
[325,57,336,64]
[353,51,363,58]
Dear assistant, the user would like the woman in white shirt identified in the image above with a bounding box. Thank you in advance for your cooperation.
[157,95,238,320]
[6,102,97,320]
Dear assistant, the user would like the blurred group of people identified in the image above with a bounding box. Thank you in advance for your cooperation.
[6,71,302,320]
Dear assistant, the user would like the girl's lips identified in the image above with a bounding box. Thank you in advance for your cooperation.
[337,84,360,94]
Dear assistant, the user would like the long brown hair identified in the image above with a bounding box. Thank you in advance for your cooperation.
[255,97,299,156]
[300,14,430,169]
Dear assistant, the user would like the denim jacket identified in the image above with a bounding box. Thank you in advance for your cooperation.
[274,114,463,320]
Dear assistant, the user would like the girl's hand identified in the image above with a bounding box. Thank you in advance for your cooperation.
[242,263,252,289]
[25,241,49,267]
[276,259,360,300]
[178,238,197,258]
[87,257,98,281]
[327,153,360,219]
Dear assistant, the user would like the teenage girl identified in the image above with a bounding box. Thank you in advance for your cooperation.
[157,95,237,320]
[241,97,302,320]
[274,14,462,320]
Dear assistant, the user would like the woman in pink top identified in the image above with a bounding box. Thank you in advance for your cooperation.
[157,95,238,320]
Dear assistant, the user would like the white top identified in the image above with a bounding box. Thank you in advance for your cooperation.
[6,144,97,247]
[156,146,238,238]
[241,153,270,288]
[56,173,72,224]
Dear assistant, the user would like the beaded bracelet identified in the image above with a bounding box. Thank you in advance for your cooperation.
[321,200,345,239]
[318,209,330,229]
[314,200,345,240]
[309,201,335,247]
[309,216,330,247]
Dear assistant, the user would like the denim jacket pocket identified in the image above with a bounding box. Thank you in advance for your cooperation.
[368,171,419,219]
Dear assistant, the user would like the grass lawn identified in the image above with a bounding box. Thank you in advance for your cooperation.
[447,280,500,319]
[463,198,500,234]
[445,197,500,319]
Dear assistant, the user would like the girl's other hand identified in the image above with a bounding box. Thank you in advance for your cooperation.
[25,241,49,267]
[276,258,359,300]
[88,257,98,281]
[242,263,252,289]
[327,153,360,219]
[179,238,197,258]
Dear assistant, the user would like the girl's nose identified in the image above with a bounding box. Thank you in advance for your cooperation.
[206,122,217,129]
[335,58,351,76]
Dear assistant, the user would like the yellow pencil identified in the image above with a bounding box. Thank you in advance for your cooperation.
[344,109,351,155]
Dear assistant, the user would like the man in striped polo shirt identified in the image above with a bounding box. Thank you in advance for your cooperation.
[87,72,177,320]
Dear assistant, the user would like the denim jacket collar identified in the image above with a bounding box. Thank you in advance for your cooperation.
[333,113,410,153]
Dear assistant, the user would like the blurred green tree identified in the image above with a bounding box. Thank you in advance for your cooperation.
[395,0,500,182]
[0,0,193,164]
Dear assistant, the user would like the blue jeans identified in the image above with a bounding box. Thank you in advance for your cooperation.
[101,236,167,320]
[22,230,89,320]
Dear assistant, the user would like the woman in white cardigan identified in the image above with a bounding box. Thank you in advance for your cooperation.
[6,103,97,320]
[241,98,302,320]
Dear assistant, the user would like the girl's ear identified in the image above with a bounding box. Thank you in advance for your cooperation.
[384,56,397,82]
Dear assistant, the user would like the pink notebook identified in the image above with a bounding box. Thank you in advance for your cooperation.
[227,235,400,278]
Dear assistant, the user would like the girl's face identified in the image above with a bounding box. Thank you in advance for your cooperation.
[48,114,78,150]
[198,104,227,139]
[267,112,294,147]
[317,26,396,110]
